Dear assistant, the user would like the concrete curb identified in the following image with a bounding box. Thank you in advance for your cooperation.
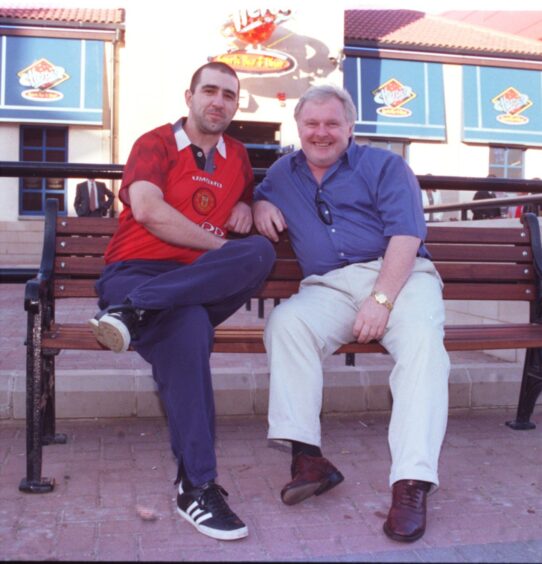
[1,358,534,420]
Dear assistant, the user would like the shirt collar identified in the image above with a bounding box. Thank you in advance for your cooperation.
[173,118,227,159]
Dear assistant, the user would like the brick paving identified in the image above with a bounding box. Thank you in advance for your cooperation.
[1,408,541,562]
[1,283,541,561]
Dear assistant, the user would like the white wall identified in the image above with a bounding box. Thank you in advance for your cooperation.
[525,147,542,179]
[117,4,344,160]
[0,125,20,221]
[2,4,541,223]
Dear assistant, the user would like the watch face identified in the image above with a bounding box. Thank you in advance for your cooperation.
[372,291,392,310]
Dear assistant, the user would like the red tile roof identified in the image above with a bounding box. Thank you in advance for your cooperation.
[0,7,124,26]
[441,11,542,42]
[345,10,542,58]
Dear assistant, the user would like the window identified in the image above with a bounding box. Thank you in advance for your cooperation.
[489,147,524,179]
[343,57,446,141]
[225,121,283,183]
[355,138,409,160]
[19,126,68,216]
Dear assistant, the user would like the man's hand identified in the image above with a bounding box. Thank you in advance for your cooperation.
[352,235,421,344]
[352,297,390,344]
[253,200,287,242]
[224,201,253,234]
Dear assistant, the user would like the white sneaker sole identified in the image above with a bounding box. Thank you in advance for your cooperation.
[176,507,248,541]
[88,316,130,353]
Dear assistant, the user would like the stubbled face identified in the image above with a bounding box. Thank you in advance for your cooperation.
[296,97,353,172]
[185,68,239,135]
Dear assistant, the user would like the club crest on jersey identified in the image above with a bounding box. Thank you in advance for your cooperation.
[193,187,216,215]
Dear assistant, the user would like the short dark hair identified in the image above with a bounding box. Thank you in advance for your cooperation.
[189,62,240,94]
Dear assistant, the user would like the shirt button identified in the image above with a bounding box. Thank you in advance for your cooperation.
[331,228,336,233]
[197,151,203,157]
[340,252,345,257]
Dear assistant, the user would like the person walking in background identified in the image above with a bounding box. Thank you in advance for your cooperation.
[471,190,501,220]
[74,178,115,217]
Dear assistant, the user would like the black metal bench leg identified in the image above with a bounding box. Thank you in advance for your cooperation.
[42,353,67,447]
[19,309,56,493]
[506,348,542,430]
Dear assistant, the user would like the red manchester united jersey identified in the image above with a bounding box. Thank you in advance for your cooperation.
[105,123,254,264]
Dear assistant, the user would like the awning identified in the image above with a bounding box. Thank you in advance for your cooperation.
[0,35,104,125]
[463,65,542,146]
[343,56,446,140]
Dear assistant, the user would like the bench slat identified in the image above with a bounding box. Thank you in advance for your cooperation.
[426,225,530,244]
[54,256,105,275]
[55,218,531,246]
[56,237,111,256]
[434,263,534,281]
[52,257,536,283]
[52,257,306,280]
[427,244,531,262]
[42,322,542,354]
[56,238,533,263]
[52,278,537,301]
[442,283,536,301]
[57,216,118,235]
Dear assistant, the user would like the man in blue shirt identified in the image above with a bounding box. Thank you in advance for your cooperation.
[253,85,450,543]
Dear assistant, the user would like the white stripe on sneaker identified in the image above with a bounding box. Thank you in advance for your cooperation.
[176,482,248,541]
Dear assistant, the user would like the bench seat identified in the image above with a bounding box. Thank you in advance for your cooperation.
[42,322,542,354]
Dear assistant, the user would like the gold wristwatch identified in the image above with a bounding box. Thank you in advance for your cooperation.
[371,291,393,311]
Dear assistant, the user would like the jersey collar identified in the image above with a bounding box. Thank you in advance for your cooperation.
[173,118,227,158]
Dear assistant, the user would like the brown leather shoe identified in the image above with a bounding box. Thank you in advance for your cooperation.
[280,453,344,505]
[383,479,431,542]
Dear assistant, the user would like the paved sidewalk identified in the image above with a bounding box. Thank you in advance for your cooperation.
[1,281,541,561]
[1,408,541,562]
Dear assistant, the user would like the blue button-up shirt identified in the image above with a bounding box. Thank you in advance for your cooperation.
[254,141,429,278]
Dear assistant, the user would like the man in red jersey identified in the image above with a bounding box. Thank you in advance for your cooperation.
[89,62,275,541]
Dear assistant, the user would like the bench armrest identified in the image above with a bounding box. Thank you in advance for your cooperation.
[24,276,50,313]
[24,198,58,316]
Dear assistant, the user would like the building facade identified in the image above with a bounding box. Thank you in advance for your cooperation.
[1,5,542,264]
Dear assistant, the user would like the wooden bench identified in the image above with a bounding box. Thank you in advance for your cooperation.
[20,198,542,493]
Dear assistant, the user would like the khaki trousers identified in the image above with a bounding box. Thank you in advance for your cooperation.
[264,258,450,487]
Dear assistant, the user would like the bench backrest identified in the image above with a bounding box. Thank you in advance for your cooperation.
[43,201,542,307]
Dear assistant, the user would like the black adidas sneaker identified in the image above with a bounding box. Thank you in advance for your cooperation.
[176,480,248,541]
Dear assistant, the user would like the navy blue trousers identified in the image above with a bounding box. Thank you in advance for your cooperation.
[95,235,275,485]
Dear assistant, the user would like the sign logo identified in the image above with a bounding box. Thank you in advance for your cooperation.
[17,58,69,102]
[212,9,296,76]
[192,188,217,216]
[373,78,416,118]
[214,49,295,75]
[492,87,532,125]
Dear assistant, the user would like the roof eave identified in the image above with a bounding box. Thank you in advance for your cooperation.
[0,17,125,32]
[344,39,542,65]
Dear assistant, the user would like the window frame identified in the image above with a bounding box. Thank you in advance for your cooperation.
[488,146,525,179]
[19,125,68,216]
[355,137,410,160]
